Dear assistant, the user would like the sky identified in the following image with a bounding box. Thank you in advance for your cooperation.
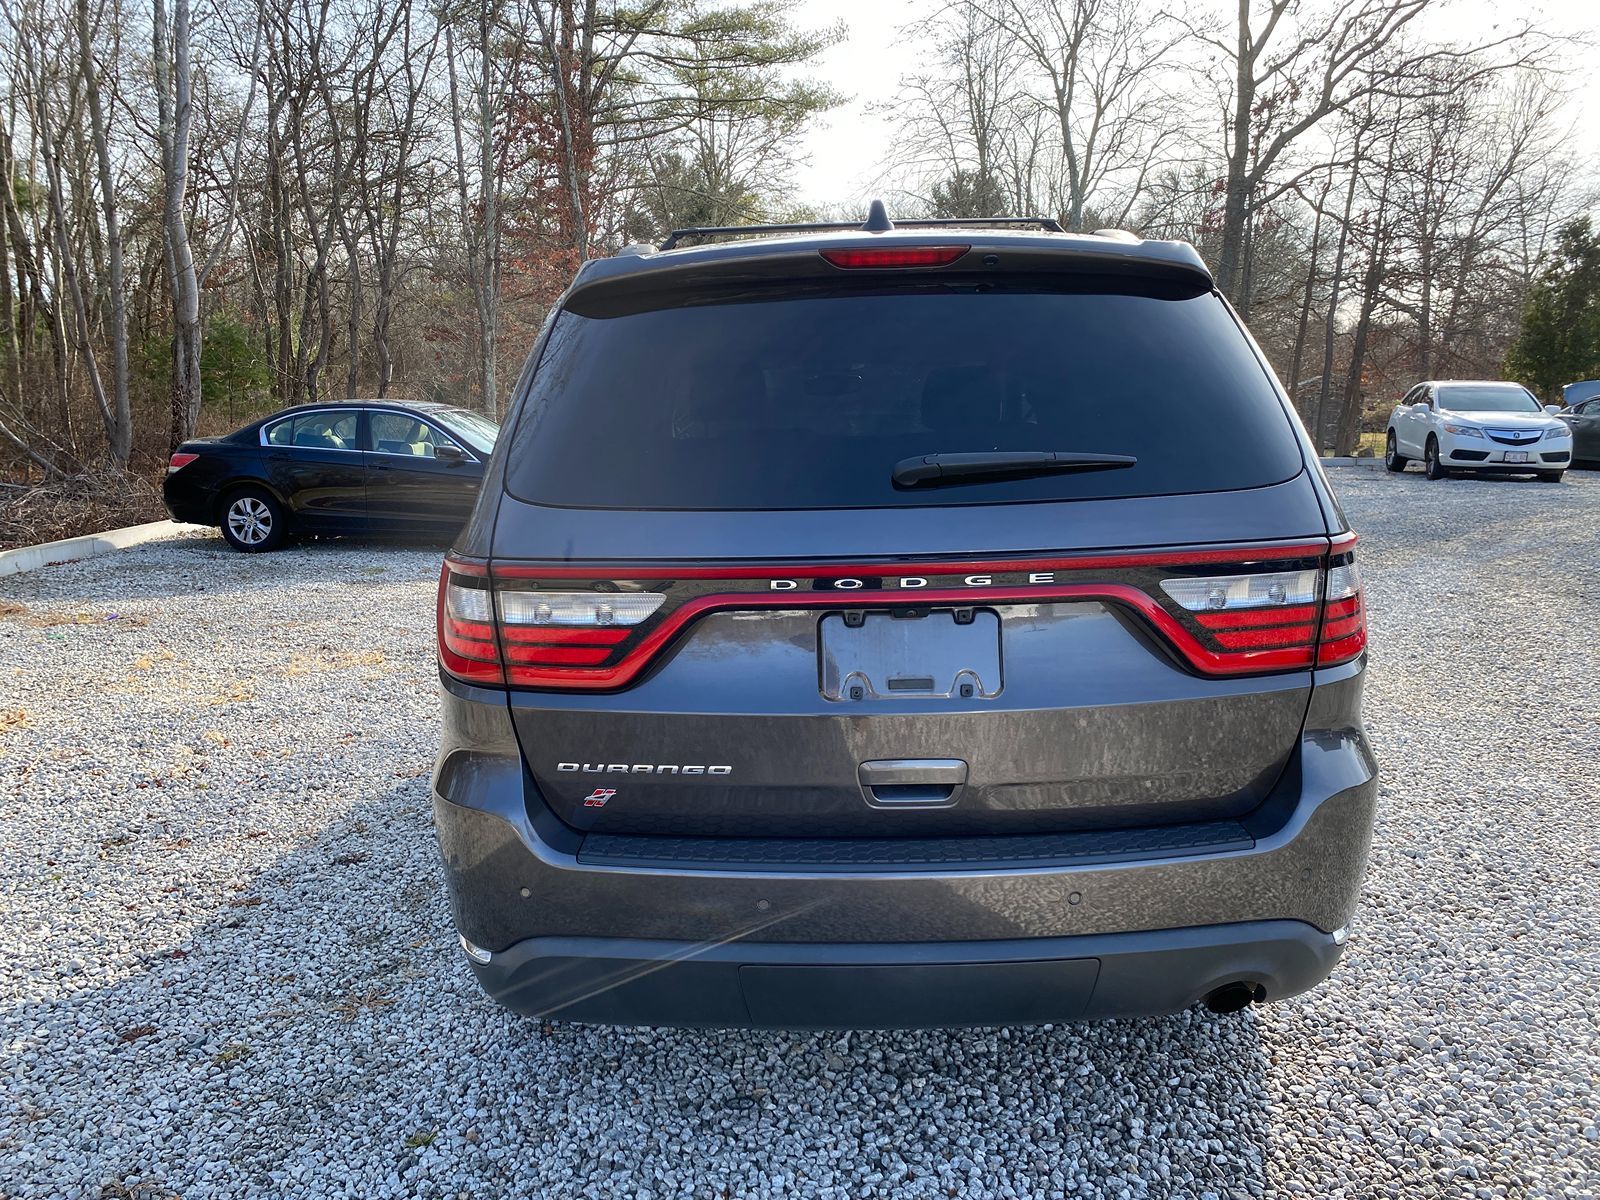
[788,0,1600,212]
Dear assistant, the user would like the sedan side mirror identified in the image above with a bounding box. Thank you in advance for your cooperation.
[1544,404,1564,415]
[433,444,469,465]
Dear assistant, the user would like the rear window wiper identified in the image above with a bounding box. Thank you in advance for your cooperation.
[892,451,1137,488]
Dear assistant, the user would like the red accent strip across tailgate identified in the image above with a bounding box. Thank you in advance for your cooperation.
[490,539,1332,581]
[502,583,1316,689]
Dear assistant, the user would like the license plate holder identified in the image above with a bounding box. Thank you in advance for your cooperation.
[818,609,1002,701]
[1504,451,1529,463]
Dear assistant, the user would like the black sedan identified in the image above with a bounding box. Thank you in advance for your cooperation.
[163,400,499,551]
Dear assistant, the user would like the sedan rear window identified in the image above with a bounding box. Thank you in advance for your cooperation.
[265,412,360,451]
[504,286,1303,510]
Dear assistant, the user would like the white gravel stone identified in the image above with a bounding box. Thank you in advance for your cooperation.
[2,473,1598,1198]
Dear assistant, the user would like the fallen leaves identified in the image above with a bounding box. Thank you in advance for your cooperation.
[329,989,394,1021]
[206,681,255,705]
[9,607,150,629]
[280,648,388,677]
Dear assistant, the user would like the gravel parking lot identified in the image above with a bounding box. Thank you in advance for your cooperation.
[2,468,1597,1199]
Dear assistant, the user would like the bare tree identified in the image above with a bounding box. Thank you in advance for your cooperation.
[1201,0,1540,315]
[76,0,130,465]
[982,0,1186,231]
[153,0,204,448]
[445,1,506,413]
[881,3,1027,216]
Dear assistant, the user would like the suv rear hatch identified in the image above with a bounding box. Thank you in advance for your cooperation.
[449,238,1359,838]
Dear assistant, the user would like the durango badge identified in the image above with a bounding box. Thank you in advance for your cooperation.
[558,762,733,776]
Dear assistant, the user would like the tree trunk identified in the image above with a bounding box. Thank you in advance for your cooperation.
[478,3,498,409]
[1336,178,1395,457]
[446,16,498,414]
[1214,0,1255,309]
[78,0,131,465]
[0,123,24,410]
[1337,283,1378,456]
[1287,178,1329,426]
[154,0,203,449]
[1314,156,1362,452]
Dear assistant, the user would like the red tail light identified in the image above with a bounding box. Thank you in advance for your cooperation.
[820,245,969,269]
[1315,545,1367,666]
[437,561,502,684]
[1167,535,1365,670]
[167,452,199,472]
[437,537,1366,691]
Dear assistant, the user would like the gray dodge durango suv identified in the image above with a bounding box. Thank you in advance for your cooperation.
[431,206,1376,1028]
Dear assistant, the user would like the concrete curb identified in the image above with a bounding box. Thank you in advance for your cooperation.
[0,519,210,579]
[1320,456,1385,468]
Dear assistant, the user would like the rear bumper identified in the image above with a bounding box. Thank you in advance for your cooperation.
[432,662,1377,1027]
[161,478,213,525]
[464,921,1345,1027]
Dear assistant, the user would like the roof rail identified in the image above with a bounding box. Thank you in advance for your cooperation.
[658,200,1065,250]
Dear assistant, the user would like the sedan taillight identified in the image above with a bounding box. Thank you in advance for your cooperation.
[167,452,199,472]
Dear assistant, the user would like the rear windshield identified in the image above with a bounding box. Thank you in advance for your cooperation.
[504,285,1302,509]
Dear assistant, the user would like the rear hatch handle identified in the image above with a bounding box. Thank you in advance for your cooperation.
[858,758,968,808]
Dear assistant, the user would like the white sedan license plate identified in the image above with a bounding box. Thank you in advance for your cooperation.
[1505,451,1529,463]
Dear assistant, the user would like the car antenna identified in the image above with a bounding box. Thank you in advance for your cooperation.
[863,199,894,233]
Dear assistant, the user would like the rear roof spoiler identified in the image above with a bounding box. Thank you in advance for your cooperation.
[568,235,1212,320]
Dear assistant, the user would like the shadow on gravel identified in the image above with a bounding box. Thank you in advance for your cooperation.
[1379,467,1579,487]
[3,774,1275,1198]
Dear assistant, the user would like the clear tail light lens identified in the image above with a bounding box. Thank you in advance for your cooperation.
[498,591,664,627]
[1161,569,1321,612]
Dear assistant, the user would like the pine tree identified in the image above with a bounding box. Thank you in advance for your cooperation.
[1505,218,1600,402]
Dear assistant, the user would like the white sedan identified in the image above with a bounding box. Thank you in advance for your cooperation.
[1385,380,1572,482]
